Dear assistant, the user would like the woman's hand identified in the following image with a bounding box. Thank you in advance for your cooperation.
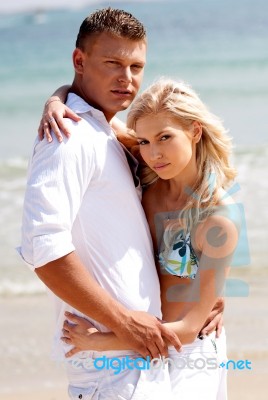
[38,98,81,143]
[61,312,99,357]
[199,297,224,338]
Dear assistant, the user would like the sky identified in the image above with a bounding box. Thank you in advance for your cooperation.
[0,0,98,14]
[0,0,156,14]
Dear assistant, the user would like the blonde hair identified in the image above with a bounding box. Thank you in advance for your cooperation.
[127,78,237,232]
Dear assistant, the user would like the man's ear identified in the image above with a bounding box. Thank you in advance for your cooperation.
[73,48,85,74]
[192,121,202,143]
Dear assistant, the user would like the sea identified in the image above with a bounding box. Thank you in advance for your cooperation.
[0,0,268,297]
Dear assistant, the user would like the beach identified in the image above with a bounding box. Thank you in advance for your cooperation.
[1,0,267,398]
[1,267,268,399]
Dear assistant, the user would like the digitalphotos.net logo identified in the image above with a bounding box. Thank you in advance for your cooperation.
[154,177,251,299]
[70,355,252,375]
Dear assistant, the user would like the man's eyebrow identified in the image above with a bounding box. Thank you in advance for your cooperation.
[102,54,121,60]
[102,54,145,65]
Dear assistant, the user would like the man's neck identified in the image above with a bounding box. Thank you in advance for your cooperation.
[70,82,115,122]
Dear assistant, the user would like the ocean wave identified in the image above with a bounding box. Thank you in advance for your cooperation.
[0,278,46,297]
[0,156,28,169]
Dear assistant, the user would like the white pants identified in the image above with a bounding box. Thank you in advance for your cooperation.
[168,328,228,400]
[65,349,173,400]
[215,328,228,400]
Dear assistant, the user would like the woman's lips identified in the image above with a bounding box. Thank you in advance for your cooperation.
[153,163,170,171]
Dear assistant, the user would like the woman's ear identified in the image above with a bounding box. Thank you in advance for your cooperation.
[192,121,202,143]
[72,48,85,74]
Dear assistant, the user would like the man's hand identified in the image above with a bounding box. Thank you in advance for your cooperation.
[36,254,181,359]
[112,310,181,359]
[199,297,225,338]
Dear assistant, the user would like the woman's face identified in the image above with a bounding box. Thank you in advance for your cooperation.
[135,112,200,181]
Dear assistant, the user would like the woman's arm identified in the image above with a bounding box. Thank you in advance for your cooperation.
[61,312,128,358]
[61,208,238,357]
[163,207,240,343]
[38,84,81,142]
[37,86,137,147]
[199,297,224,337]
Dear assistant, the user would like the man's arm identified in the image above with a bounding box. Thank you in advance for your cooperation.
[36,252,181,358]
[22,123,180,359]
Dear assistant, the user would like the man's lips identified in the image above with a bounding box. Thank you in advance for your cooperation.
[111,89,132,96]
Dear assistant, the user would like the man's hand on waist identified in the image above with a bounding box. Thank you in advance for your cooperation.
[111,310,181,359]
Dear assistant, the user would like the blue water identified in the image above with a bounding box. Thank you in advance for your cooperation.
[1,0,268,157]
[0,0,267,295]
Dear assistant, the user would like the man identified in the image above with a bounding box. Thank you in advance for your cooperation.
[20,7,223,399]
[19,7,181,399]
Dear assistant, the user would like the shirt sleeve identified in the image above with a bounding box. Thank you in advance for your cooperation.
[19,122,95,270]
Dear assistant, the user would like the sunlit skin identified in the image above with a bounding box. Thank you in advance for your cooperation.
[136,112,203,321]
[136,112,201,185]
[72,32,146,122]
[60,112,236,355]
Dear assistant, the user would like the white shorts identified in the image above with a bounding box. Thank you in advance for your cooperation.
[65,349,173,400]
[168,328,228,400]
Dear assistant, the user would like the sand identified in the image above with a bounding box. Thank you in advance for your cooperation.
[1,267,267,399]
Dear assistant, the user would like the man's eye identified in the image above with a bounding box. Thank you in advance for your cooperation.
[106,61,119,65]
[132,64,143,70]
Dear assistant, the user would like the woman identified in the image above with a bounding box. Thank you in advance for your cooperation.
[39,79,240,399]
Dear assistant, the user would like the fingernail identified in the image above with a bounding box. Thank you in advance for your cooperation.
[65,311,70,315]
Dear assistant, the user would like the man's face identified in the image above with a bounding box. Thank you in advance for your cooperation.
[73,32,146,121]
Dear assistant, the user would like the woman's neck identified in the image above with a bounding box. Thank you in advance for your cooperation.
[164,167,199,209]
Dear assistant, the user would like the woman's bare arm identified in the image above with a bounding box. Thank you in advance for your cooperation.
[38,84,81,142]
[163,207,240,343]
[37,86,136,148]
[61,312,127,357]
[61,210,239,358]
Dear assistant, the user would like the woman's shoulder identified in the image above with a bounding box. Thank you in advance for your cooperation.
[215,188,242,225]
[193,188,241,255]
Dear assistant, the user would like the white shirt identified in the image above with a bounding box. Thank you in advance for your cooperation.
[19,93,161,358]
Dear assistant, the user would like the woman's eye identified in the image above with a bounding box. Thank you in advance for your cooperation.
[160,135,170,141]
[138,140,148,145]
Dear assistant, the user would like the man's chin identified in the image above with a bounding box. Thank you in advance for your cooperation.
[118,100,133,111]
[106,100,133,117]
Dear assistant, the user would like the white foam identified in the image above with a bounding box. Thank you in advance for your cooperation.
[0,279,46,297]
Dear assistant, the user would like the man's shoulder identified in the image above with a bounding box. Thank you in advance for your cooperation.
[65,118,95,143]
[31,120,96,168]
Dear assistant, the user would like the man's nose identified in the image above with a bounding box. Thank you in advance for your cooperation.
[118,67,132,83]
